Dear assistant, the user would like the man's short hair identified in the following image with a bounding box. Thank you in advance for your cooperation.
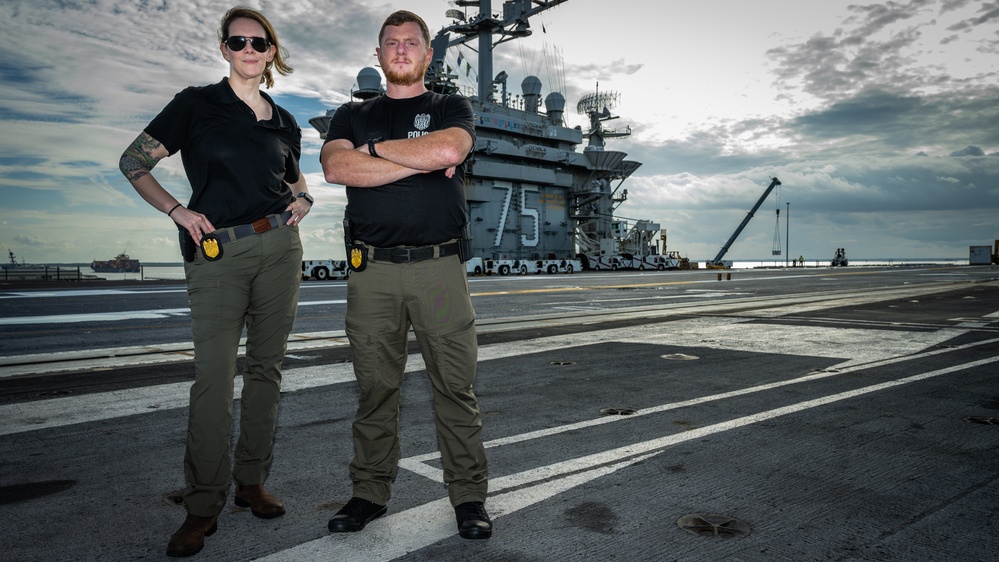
[379,10,431,47]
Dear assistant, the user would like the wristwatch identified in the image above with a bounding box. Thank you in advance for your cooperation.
[296,192,314,205]
[367,137,383,158]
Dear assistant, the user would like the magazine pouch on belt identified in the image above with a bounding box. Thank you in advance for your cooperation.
[344,218,367,272]
[457,220,473,263]
[179,228,196,263]
[457,209,473,263]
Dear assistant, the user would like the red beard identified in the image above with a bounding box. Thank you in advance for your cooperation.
[383,59,425,87]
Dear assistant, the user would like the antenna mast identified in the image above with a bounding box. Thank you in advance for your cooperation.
[433,0,569,102]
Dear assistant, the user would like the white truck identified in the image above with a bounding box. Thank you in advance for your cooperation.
[639,253,683,270]
[533,258,580,274]
[476,259,523,276]
[585,254,625,270]
[301,259,349,281]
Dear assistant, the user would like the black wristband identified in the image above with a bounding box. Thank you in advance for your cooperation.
[367,137,383,158]
[167,203,182,217]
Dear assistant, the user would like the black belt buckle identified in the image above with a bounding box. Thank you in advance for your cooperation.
[390,247,412,263]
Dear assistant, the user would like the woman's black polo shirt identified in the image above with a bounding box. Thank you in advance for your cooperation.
[145,78,301,228]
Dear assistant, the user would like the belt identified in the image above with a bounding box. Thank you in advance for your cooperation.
[213,211,293,244]
[370,241,460,264]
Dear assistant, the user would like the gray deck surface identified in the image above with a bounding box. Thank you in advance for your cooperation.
[1,265,997,561]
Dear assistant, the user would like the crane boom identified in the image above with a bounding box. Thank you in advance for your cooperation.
[708,177,781,267]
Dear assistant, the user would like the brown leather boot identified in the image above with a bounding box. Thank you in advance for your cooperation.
[234,484,286,519]
[166,513,218,557]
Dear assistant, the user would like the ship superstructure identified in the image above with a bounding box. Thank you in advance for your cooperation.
[311,0,680,273]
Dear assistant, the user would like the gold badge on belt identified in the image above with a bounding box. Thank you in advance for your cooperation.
[200,233,223,261]
[349,244,367,272]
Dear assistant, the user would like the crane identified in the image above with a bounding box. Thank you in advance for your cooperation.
[706,177,782,269]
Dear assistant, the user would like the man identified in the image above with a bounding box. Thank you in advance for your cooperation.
[319,10,491,540]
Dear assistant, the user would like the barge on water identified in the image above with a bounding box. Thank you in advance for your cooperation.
[91,252,141,273]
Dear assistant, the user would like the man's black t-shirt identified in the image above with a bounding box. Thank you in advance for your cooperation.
[145,78,301,228]
[325,91,475,248]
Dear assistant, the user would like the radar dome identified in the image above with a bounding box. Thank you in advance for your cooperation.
[521,76,542,96]
[353,67,384,100]
[522,76,542,113]
[545,92,566,125]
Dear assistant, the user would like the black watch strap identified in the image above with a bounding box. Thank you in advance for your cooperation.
[296,192,314,205]
[367,137,383,158]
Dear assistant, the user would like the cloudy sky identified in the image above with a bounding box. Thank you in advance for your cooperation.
[1,0,997,265]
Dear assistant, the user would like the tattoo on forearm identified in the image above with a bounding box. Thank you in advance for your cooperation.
[119,132,163,182]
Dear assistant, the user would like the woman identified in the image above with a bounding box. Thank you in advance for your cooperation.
[118,7,311,557]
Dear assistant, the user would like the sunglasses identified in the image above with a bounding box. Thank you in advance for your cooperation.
[225,36,270,53]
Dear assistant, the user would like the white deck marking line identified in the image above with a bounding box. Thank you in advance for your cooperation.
[0,284,333,299]
[263,354,998,561]
[0,288,189,299]
[0,366,357,436]
[398,336,999,480]
[259,452,659,562]
[2,316,991,437]
[0,307,193,325]
[0,300,347,326]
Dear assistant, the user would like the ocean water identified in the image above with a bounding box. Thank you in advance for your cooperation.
[716,258,969,269]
